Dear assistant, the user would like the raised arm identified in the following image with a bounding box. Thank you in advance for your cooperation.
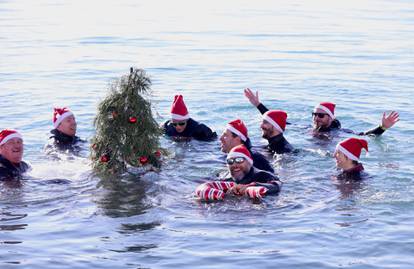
[361,111,400,136]
[244,88,269,114]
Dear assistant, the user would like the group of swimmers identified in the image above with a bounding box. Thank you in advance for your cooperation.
[0,89,399,201]
[0,107,81,180]
[162,89,399,201]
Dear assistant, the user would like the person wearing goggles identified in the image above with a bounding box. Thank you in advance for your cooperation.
[163,95,217,142]
[195,145,281,201]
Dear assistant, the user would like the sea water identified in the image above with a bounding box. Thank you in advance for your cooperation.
[1,0,414,268]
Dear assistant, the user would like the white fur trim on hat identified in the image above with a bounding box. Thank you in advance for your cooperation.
[171,113,190,121]
[262,114,284,133]
[226,124,247,142]
[336,144,359,161]
[54,111,74,128]
[0,132,23,145]
[226,151,253,165]
[314,105,335,119]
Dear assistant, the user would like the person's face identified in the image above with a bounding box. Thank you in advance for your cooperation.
[57,115,77,136]
[227,157,251,180]
[0,138,24,164]
[260,120,277,139]
[220,130,242,153]
[312,108,332,129]
[172,120,187,133]
[334,150,349,169]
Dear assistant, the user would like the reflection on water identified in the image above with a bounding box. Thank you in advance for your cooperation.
[94,175,153,218]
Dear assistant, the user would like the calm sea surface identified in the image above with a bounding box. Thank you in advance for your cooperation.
[1,0,414,268]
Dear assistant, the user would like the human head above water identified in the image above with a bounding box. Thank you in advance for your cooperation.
[220,119,248,153]
[170,95,190,133]
[226,144,253,180]
[334,137,368,170]
[0,129,24,164]
[260,110,287,139]
[53,107,77,137]
[312,102,335,130]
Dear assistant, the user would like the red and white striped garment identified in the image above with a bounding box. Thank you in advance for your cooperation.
[245,186,267,199]
[195,181,235,201]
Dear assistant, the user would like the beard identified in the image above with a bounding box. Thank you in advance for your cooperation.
[261,128,272,139]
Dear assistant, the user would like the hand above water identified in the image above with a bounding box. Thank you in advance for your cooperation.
[244,88,260,107]
[381,111,400,129]
[230,184,249,196]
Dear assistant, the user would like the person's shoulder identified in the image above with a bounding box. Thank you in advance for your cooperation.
[250,150,267,160]
[252,167,278,180]
[331,119,341,129]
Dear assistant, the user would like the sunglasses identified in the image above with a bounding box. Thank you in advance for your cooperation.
[172,121,187,127]
[312,112,327,119]
[226,157,246,165]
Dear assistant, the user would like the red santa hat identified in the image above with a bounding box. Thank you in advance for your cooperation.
[227,144,253,165]
[53,107,74,128]
[314,102,335,119]
[262,110,287,133]
[336,138,368,161]
[226,119,248,142]
[0,129,23,146]
[170,95,190,121]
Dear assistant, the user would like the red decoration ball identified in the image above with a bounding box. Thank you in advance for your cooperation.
[139,156,148,165]
[100,155,109,163]
[129,117,137,123]
[154,150,161,158]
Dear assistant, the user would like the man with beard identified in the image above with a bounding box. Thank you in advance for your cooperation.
[220,119,274,172]
[195,145,281,201]
[334,137,369,181]
[260,110,294,154]
[163,95,217,142]
[244,88,399,136]
[0,129,30,180]
[45,107,83,153]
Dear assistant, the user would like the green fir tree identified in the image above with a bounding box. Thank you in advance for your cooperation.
[91,68,162,174]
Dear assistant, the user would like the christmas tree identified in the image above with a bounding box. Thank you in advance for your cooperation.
[91,68,162,174]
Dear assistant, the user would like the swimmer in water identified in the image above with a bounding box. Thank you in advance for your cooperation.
[163,94,217,142]
[0,129,30,181]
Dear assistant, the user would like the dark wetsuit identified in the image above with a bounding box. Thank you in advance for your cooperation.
[257,103,386,136]
[241,137,274,172]
[46,129,83,154]
[223,167,282,195]
[163,118,217,141]
[250,150,274,173]
[0,155,29,181]
[337,163,366,181]
[267,133,294,154]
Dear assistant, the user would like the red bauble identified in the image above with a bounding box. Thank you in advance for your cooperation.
[92,143,98,150]
[154,150,161,158]
[139,156,148,165]
[112,111,118,118]
[100,155,109,163]
[128,117,137,123]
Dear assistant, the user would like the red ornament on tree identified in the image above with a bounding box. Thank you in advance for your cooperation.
[154,150,161,158]
[139,156,148,165]
[92,143,98,150]
[112,111,118,118]
[128,116,137,123]
[100,155,110,163]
